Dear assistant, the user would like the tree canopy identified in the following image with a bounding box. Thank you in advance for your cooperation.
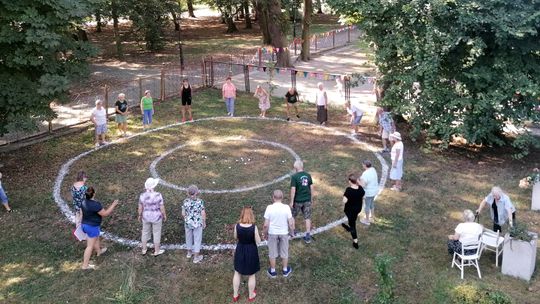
[0,0,96,135]
[328,0,540,154]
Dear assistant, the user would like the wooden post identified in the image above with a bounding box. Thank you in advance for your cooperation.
[345,76,351,102]
[202,59,206,87]
[48,120,53,133]
[210,56,214,87]
[294,39,297,56]
[347,26,351,43]
[138,77,143,101]
[315,36,318,52]
[258,48,262,68]
[244,64,250,92]
[332,31,336,48]
[160,69,165,100]
[104,85,109,118]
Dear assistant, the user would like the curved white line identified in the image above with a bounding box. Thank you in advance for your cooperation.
[52,116,388,250]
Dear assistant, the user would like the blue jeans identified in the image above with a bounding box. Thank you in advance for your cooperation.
[0,185,8,204]
[143,109,153,125]
[225,98,235,116]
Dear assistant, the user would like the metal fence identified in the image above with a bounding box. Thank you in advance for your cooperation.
[0,27,361,146]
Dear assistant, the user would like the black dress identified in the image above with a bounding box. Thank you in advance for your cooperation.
[234,224,260,275]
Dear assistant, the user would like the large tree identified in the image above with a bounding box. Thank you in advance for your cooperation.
[253,0,291,67]
[328,0,540,154]
[0,0,96,135]
[300,0,313,61]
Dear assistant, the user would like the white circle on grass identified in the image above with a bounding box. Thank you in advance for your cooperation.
[150,137,301,194]
[53,116,388,251]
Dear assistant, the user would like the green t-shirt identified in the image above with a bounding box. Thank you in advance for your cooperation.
[290,171,313,203]
[141,96,153,110]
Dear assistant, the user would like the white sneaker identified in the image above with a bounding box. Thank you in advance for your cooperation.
[193,255,204,264]
[186,252,192,258]
[360,219,370,226]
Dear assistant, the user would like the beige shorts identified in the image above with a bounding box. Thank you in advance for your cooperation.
[267,234,289,259]
[381,130,390,139]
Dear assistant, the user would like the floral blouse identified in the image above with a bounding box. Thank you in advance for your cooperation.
[71,184,88,212]
[182,198,205,229]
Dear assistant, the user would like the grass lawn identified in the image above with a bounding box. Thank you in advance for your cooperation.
[1,89,540,303]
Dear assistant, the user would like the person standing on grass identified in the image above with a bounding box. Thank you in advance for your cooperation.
[222,77,237,117]
[81,187,120,270]
[359,160,378,225]
[263,190,295,279]
[90,99,108,147]
[342,173,365,249]
[0,172,13,213]
[290,160,314,244]
[346,101,364,136]
[315,82,328,125]
[232,207,261,303]
[141,90,154,130]
[139,178,167,256]
[181,79,193,122]
[389,132,404,191]
[285,87,301,121]
[182,185,206,264]
[115,93,129,137]
[378,107,395,153]
[254,85,270,118]
[476,186,516,232]
[71,171,88,221]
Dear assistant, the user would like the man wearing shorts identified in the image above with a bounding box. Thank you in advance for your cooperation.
[263,190,294,278]
[91,100,108,147]
[290,160,314,243]
[285,87,300,121]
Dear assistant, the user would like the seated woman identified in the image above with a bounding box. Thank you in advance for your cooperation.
[447,209,483,255]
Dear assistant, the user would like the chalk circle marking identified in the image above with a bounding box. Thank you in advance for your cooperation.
[53,116,389,251]
[150,137,301,194]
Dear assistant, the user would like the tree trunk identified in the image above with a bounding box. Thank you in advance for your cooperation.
[300,0,312,61]
[267,0,290,67]
[172,11,180,31]
[96,10,103,33]
[316,0,323,14]
[254,0,272,44]
[111,0,122,59]
[243,1,252,29]
[187,0,196,18]
[224,7,239,33]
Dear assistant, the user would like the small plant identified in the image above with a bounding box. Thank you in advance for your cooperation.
[451,284,512,304]
[518,168,540,188]
[372,254,396,304]
[509,222,533,242]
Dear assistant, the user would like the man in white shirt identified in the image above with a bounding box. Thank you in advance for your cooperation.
[91,99,108,147]
[263,190,295,278]
[359,160,378,225]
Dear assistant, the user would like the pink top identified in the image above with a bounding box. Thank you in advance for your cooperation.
[222,82,237,98]
[139,191,164,223]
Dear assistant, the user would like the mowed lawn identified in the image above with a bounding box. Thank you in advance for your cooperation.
[0,89,539,303]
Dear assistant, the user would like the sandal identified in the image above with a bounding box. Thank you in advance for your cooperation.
[232,294,240,302]
[248,290,257,302]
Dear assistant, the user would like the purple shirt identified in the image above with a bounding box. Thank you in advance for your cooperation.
[139,191,164,222]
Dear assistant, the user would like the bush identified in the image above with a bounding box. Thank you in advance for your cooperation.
[372,254,396,304]
[451,284,512,304]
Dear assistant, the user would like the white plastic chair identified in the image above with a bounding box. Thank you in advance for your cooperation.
[451,238,482,279]
[479,229,504,267]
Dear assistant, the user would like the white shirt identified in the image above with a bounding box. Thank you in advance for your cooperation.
[455,222,483,244]
[316,90,327,106]
[360,167,379,197]
[264,202,292,235]
[92,107,107,125]
[391,141,404,161]
[351,104,363,116]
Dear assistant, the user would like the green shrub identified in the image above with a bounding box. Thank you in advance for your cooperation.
[451,284,512,304]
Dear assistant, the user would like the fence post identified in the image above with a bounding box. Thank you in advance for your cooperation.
[104,85,109,118]
[229,54,233,76]
[138,77,143,101]
[201,59,206,87]
[333,31,336,48]
[160,69,165,100]
[48,120,53,133]
[294,40,297,56]
[315,36,318,52]
[210,56,214,87]
[348,26,351,43]
[344,76,351,102]
[244,64,250,92]
[258,48,262,68]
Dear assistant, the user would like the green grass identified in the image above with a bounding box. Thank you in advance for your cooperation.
[1,88,540,303]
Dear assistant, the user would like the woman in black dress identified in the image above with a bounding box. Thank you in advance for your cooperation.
[181,79,193,122]
[232,207,261,302]
[342,173,365,249]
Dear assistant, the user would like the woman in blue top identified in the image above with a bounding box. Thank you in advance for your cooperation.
[81,187,120,270]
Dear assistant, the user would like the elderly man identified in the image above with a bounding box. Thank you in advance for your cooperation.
[476,186,516,232]
[290,160,314,244]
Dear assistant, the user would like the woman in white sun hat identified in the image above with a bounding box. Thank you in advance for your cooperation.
[138,177,167,256]
[389,131,404,191]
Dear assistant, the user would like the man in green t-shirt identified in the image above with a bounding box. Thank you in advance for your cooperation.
[289,160,314,244]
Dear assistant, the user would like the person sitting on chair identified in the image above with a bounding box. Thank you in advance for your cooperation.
[447,209,483,255]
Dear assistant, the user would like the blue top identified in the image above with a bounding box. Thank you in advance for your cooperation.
[82,199,103,226]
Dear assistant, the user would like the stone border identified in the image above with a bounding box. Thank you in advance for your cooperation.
[149,137,301,194]
[53,116,388,250]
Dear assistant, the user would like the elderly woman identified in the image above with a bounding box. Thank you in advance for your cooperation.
[389,131,404,191]
[232,207,261,302]
[315,82,328,125]
[182,185,206,264]
[254,85,270,117]
[71,171,88,223]
[447,209,483,255]
[476,186,516,232]
[138,178,167,256]
[81,187,119,269]
[222,77,237,117]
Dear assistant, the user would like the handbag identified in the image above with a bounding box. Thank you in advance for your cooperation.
[73,225,87,241]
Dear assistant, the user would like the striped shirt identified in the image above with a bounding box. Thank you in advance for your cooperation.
[139,191,164,222]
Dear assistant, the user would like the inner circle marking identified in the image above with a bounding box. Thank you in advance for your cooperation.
[53,116,388,250]
[150,137,301,194]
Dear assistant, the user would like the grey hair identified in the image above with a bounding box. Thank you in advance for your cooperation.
[317,82,323,87]
[463,209,475,222]
[118,93,125,98]
[293,160,304,171]
[187,185,199,196]
[273,189,283,200]
[491,186,503,197]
